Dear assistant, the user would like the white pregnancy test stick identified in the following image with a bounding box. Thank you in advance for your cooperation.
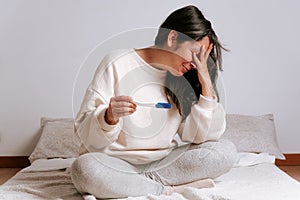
[133,100,171,109]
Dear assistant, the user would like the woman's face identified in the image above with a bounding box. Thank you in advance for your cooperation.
[167,36,211,76]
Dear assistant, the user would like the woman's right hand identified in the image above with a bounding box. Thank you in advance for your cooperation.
[192,44,214,98]
[104,96,137,125]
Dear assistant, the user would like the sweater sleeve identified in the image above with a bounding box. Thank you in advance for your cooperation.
[74,55,121,152]
[177,95,226,144]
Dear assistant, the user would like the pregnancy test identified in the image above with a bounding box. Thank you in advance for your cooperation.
[133,100,171,109]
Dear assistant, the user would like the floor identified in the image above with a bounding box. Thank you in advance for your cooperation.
[0,168,22,185]
[277,166,300,182]
[0,166,299,185]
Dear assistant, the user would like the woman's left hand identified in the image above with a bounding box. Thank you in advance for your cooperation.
[192,43,214,97]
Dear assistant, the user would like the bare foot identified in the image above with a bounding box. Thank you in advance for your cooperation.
[163,178,215,195]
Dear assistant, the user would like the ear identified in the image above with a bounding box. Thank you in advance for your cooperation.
[166,30,178,49]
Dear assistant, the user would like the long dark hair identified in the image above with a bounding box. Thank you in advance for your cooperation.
[155,5,227,119]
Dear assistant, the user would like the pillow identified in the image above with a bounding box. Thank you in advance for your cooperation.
[40,117,74,127]
[221,113,285,160]
[29,118,81,163]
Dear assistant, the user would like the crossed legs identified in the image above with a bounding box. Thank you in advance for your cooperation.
[70,139,237,199]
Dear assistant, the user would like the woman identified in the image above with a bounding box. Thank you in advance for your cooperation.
[71,5,237,198]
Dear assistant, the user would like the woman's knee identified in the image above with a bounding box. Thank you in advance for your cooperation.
[207,139,238,177]
[70,152,139,198]
[70,153,110,196]
[190,139,238,178]
[70,153,95,193]
[216,139,238,167]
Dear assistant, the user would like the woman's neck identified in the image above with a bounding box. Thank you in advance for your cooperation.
[134,46,174,71]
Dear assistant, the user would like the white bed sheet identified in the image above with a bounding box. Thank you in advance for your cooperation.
[0,153,300,200]
[214,163,300,200]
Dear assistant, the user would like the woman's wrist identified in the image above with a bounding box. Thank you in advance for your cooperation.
[197,72,213,98]
[201,85,213,98]
[103,109,118,125]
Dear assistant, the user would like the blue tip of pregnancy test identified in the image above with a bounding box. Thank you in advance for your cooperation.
[155,102,171,109]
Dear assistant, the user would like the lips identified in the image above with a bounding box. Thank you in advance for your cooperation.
[182,65,189,73]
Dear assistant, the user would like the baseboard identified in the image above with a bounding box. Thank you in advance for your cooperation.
[0,156,30,168]
[0,154,299,168]
[275,154,300,166]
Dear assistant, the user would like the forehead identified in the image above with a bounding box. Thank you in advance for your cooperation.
[178,37,210,53]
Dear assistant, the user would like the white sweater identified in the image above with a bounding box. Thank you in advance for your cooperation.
[75,49,226,164]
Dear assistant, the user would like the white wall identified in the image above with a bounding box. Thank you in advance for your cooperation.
[0,0,299,156]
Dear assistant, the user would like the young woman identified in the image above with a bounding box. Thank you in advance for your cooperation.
[71,5,237,199]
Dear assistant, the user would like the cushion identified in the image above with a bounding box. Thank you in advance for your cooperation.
[29,118,81,163]
[40,117,74,127]
[221,113,285,160]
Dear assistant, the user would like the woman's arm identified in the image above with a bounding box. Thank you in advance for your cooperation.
[193,43,214,98]
[177,44,226,144]
[177,95,226,144]
[75,54,122,152]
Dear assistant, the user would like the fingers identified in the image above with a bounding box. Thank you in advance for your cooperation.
[200,44,213,60]
[107,96,137,122]
[110,96,137,112]
[113,107,136,115]
[192,43,214,68]
[111,101,137,115]
[192,52,201,67]
[200,45,205,61]
[204,43,213,60]
[111,101,136,108]
[113,95,134,102]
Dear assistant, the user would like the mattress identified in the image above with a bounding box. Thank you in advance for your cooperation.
[0,153,300,200]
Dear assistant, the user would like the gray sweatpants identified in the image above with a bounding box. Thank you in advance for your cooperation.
[70,139,237,199]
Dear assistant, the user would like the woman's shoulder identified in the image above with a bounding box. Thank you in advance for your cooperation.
[102,49,135,65]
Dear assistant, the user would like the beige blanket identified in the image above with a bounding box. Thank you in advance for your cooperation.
[0,168,82,200]
[2,153,292,200]
[0,166,229,200]
[0,171,228,200]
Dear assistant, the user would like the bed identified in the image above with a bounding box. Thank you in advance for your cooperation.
[1,114,300,200]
